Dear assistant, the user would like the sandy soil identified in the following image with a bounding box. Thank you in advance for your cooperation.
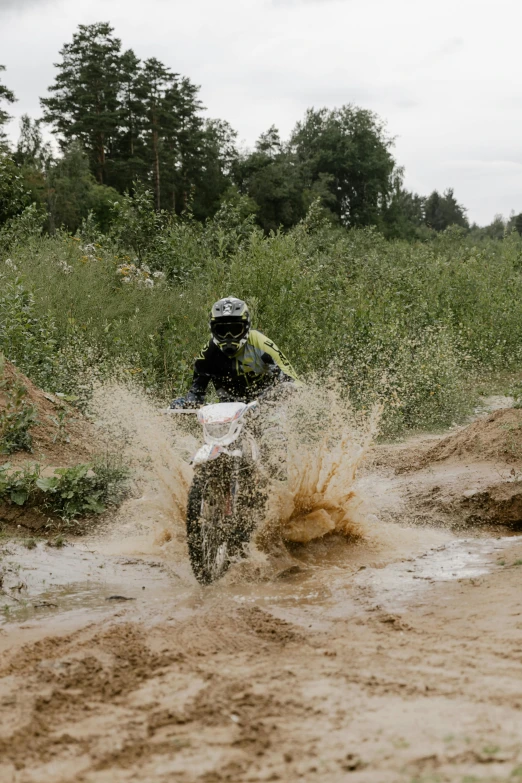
[1,534,522,783]
[1,400,522,782]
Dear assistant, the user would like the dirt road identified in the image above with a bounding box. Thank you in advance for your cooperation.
[1,407,522,782]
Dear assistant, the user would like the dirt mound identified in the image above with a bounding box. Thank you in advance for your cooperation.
[458,480,522,529]
[0,359,96,467]
[420,408,522,468]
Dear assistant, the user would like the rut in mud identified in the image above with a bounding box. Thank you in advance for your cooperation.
[1,389,522,783]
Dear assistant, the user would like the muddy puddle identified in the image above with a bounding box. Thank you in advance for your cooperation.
[1,527,518,634]
[0,542,177,625]
[2,385,520,640]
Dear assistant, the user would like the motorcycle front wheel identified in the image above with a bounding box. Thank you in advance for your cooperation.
[186,461,256,585]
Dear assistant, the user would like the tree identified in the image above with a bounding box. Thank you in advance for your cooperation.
[256,125,282,158]
[161,75,204,213]
[0,65,16,146]
[289,106,397,228]
[0,152,29,225]
[13,115,53,208]
[46,142,118,233]
[41,22,122,185]
[235,126,308,232]
[139,58,177,210]
[189,118,239,220]
[383,172,426,239]
[14,115,52,169]
[424,188,468,232]
[113,48,148,191]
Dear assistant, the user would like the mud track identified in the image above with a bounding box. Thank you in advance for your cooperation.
[2,415,522,783]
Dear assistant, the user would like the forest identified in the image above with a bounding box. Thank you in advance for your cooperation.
[1,21,513,240]
[1,21,522,440]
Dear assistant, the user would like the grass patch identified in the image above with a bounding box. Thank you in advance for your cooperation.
[0,454,129,523]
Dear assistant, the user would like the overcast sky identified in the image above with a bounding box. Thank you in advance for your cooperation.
[1,0,521,225]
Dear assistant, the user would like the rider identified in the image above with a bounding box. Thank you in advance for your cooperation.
[170,297,299,408]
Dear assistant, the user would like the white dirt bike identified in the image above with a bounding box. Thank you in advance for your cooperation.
[169,401,266,584]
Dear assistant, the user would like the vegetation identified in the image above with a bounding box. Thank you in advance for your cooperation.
[0,456,129,523]
[0,21,522,444]
[0,22,480,238]
[0,358,38,454]
[0,196,520,436]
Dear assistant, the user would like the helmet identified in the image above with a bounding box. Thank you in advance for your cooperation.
[210,297,251,357]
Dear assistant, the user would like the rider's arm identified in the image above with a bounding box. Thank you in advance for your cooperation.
[187,341,214,403]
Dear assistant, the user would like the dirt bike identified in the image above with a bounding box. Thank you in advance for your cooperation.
[168,400,267,584]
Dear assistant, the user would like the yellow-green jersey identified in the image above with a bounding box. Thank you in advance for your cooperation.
[187,330,299,403]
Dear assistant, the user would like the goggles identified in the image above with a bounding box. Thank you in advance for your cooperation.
[212,321,248,340]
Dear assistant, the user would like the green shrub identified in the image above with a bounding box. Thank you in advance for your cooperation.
[0,377,38,454]
[36,457,129,520]
[0,455,129,522]
[0,462,40,505]
[3,203,522,435]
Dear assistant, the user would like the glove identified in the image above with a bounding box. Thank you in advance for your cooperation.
[169,397,187,409]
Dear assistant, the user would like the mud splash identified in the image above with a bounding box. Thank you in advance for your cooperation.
[87,382,380,574]
[275,385,380,543]
[87,383,194,565]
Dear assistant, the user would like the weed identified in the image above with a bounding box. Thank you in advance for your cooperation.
[0,462,40,505]
[392,737,410,749]
[511,766,522,777]
[5,209,522,435]
[46,535,65,548]
[36,456,129,520]
[24,538,36,550]
[0,454,129,522]
[0,361,38,454]
[482,744,500,755]
[48,407,70,444]
[513,560,522,566]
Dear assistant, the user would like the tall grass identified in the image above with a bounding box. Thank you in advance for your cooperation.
[1,204,522,436]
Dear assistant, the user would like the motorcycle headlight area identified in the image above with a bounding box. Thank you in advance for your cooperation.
[204,421,234,440]
[202,417,244,445]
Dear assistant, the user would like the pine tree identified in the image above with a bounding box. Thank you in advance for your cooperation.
[162,76,204,213]
[424,189,468,231]
[114,49,148,191]
[41,22,122,185]
[139,58,177,210]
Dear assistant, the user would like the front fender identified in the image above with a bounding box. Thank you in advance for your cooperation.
[191,444,244,466]
[192,443,224,466]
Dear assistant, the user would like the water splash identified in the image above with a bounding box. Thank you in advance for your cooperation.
[87,383,194,559]
[86,381,380,572]
[259,383,380,547]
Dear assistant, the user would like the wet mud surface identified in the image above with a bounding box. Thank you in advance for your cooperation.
[1,527,522,783]
[2,399,522,782]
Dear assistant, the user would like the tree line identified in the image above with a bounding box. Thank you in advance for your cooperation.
[0,21,516,238]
